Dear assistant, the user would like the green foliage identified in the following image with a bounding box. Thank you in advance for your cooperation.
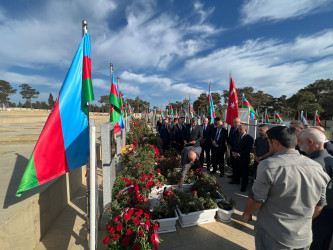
[19,83,40,109]
[48,93,55,108]
[217,198,236,211]
[176,190,217,214]
[0,80,17,107]
[191,170,222,200]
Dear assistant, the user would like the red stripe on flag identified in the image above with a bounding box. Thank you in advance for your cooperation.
[34,99,69,184]
[82,55,91,81]
[110,83,118,98]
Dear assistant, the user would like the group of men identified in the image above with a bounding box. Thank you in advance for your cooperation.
[157,114,333,249]
[241,123,333,250]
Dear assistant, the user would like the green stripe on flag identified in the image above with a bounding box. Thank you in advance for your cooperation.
[16,155,39,197]
[82,78,95,116]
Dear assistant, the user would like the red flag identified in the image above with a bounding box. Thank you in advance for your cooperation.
[226,76,239,126]
[316,113,321,126]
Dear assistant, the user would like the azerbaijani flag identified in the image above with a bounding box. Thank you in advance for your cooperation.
[208,89,215,123]
[170,105,174,118]
[182,108,189,118]
[243,97,258,120]
[117,83,125,130]
[301,115,309,125]
[149,110,154,117]
[275,112,283,122]
[160,109,164,118]
[189,99,194,118]
[16,33,95,197]
[316,113,321,126]
[265,112,270,123]
[109,73,122,133]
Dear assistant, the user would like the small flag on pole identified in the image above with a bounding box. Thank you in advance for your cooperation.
[275,112,283,123]
[316,113,321,126]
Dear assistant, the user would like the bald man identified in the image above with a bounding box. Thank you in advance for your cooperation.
[178,146,202,187]
[315,126,333,156]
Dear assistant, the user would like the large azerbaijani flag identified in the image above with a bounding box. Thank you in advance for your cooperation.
[208,89,215,123]
[243,97,258,120]
[16,33,95,197]
[189,99,194,118]
[170,105,174,118]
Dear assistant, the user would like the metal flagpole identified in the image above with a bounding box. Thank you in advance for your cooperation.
[314,110,317,126]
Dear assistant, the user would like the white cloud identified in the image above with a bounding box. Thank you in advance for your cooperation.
[181,29,333,97]
[120,71,203,104]
[94,0,220,72]
[240,0,332,24]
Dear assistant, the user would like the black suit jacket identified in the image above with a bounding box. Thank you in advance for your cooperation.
[210,127,228,152]
[184,124,203,147]
[324,141,333,156]
[232,133,254,163]
[227,126,238,147]
[201,124,213,145]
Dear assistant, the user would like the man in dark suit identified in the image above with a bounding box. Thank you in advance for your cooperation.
[229,124,254,192]
[200,118,213,170]
[227,117,241,178]
[184,117,203,148]
[174,118,185,152]
[160,118,170,153]
[156,116,163,133]
[210,120,228,176]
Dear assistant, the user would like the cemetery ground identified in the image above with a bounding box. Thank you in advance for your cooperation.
[1,110,255,249]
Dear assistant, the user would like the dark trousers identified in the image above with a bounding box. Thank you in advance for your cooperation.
[232,157,249,188]
[200,144,211,168]
[311,208,333,250]
[162,141,170,153]
[211,148,225,174]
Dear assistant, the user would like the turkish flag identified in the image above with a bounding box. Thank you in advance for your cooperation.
[316,113,321,126]
[226,76,239,126]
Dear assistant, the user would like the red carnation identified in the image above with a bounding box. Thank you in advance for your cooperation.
[148,181,154,186]
[148,174,153,180]
[216,183,220,187]
[193,191,197,194]
[116,223,123,232]
[113,234,119,241]
[128,208,134,216]
[156,169,161,173]
[106,224,112,230]
[109,227,115,235]
[124,214,131,221]
[133,218,140,225]
[154,223,159,231]
[126,228,133,236]
[138,230,144,238]
[144,213,150,220]
[145,185,150,190]
[146,220,151,228]
[122,237,130,247]
[103,236,109,245]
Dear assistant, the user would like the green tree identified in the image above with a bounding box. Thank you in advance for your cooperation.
[98,95,110,113]
[19,83,40,110]
[0,80,17,108]
[48,93,55,108]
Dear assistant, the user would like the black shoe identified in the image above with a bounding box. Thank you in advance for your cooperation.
[210,170,216,174]
[220,173,224,177]
[240,187,246,192]
[227,175,234,178]
[229,181,239,184]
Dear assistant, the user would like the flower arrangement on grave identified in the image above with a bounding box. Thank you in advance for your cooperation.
[103,207,160,250]
[175,189,217,214]
[127,119,152,145]
[151,188,179,219]
[191,168,223,200]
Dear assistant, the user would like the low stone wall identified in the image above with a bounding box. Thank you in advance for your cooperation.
[0,166,86,250]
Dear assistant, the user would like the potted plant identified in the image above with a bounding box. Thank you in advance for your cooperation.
[175,190,218,227]
[216,198,236,222]
[150,189,179,233]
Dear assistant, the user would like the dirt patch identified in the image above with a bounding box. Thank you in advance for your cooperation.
[0,151,14,156]
[0,134,39,145]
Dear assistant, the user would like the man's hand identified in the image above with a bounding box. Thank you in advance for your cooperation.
[184,140,187,145]
[255,156,260,163]
[242,213,252,223]
[212,141,218,147]
[178,178,184,188]
[232,152,239,158]
[191,141,195,144]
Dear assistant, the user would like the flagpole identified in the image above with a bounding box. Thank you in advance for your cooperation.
[314,110,317,126]
[274,110,276,123]
[242,94,244,108]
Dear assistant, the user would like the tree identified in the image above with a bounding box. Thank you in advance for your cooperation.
[19,83,39,109]
[48,93,55,108]
[0,80,17,108]
[98,95,110,113]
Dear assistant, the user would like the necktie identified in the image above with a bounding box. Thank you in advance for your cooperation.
[215,129,220,141]
[204,125,206,131]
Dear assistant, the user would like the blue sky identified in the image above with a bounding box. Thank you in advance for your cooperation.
[1,0,333,108]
